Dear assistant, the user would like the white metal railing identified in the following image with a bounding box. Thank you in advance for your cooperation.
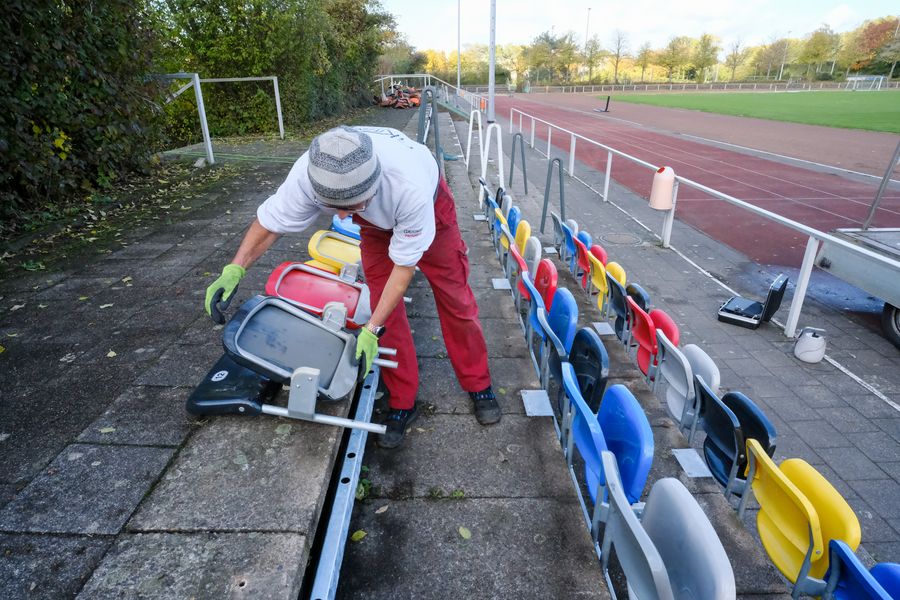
[508,106,900,338]
[513,81,900,94]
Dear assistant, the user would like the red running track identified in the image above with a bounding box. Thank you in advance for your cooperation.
[494,96,900,266]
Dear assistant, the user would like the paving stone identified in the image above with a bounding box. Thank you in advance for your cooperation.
[337,498,608,599]
[364,414,570,500]
[847,479,900,523]
[792,385,849,409]
[816,446,889,481]
[78,532,306,600]
[788,419,851,449]
[0,485,17,511]
[815,406,883,434]
[104,242,177,261]
[0,444,173,534]
[128,416,343,533]
[850,393,900,420]
[135,342,223,387]
[846,431,900,463]
[864,541,900,564]
[844,496,900,544]
[33,277,119,301]
[77,386,196,447]
[416,356,539,415]
[410,316,528,359]
[0,533,111,600]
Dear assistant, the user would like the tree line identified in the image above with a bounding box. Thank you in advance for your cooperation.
[405,16,900,87]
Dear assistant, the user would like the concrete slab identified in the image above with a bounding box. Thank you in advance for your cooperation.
[410,316,528,359]
[78,532,307,600]
[337,498,609,600]
[134,342,224,387]
[363,414,570,500]
[76,386,196,447]
[0,444,173,534]
[128,416,342,533]
[0,533,111,600]
[415,356,538,415]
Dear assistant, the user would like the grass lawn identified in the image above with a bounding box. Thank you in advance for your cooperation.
[612,91,900,133]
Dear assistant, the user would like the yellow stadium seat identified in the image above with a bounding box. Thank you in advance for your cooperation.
[514,220,531,256]
[587,253,609,313]
[304,259,340,275]
[738,439,860,595]
[494,208,510,251]
[606,261,626,286]
[308,230,361,272]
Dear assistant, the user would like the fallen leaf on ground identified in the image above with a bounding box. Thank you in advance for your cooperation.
[99,427,116,434]
[6,333,17,338]
[375,505,389,514]
[0,344,5,354]
[106,350,117,358]
[38,304,48,309]
[78,296,89,301]
[99,303,114,309]
[498,387,507,395]
[350,530,367,542]
[10,304,25,311]
[458,526,472,540]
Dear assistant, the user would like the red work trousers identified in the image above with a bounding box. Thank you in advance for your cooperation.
[354,178,491,409]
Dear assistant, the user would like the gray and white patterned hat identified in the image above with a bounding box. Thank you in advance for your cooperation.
[307,126,381,207]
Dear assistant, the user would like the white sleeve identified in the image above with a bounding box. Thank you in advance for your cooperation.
[389,192,435,267]
[256,158,321,233]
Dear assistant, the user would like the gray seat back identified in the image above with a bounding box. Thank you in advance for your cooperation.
[600,452,674,600]
[683,344,720,396]
[656,330,693,427]
[524,236,542,275]
[641,478,736,599]
[501,194,513,219]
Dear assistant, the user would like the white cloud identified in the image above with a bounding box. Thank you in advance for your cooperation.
[823,4,860,31]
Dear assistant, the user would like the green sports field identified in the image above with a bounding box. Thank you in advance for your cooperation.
[613,91,900,133]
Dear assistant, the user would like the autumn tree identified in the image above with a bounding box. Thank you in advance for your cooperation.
[693,34,721,81]
[635,42,654,82]
[610,30,629,84]
[725,40,748,80]
[658,36,692,81]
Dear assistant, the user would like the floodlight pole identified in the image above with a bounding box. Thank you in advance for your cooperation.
[457,0,461,90]
[487,0,496,123]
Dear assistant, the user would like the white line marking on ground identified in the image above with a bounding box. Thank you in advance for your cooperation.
[680,134,900,184]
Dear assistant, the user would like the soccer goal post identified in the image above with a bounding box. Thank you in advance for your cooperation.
[156,73,285,165]
[845,75,886,91]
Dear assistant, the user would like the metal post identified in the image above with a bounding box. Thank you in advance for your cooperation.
[192,73,215,165]
[547,128,552,160]
[487,0,496,122]
[661,180,678,248]
[509,133,529,194]
[457,0,461,90]
[862,140,900,230]
[784,236,820,337]
[272,77,285,139]
[568,135,576,177]
[530,118,536,147]
[540,158,566,233]
[602,151,612,202]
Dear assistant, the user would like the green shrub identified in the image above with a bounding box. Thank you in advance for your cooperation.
[0,1,162,234]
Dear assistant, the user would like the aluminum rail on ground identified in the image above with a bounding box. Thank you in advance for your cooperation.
[309,367,381,600]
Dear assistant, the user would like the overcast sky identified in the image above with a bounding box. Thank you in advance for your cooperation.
[379,0,897,52]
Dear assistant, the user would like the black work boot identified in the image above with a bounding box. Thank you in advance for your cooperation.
[469,386,501,425]
[377,403,420,449]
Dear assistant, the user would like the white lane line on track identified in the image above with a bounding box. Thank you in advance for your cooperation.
[680,133,900,184]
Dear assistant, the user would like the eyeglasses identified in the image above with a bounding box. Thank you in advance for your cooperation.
[313,195,372,213]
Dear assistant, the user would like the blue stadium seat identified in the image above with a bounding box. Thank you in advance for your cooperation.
[596,384,654,505]
[721,391,777,497]
[330,215,361,240]
[827,540,894,600]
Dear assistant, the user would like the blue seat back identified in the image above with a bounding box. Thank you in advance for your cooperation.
[569,328,610,413]
[597,384,654,504]
[696,376,742,489]
[562,363,608,504]
[547,287,578,352]
[576,230,593,248]
[828,540,893,600]
[561,222,577,262]
[721,391,777,479]
[331,215,361,240]
[871,563,900,598]
[606,273,628,341]
[507,206,521,241]
[625,282,651,312]
[520,272,546,339]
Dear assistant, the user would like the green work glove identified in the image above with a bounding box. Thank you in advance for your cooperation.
[355,327,379,375]
[205,263,246,324]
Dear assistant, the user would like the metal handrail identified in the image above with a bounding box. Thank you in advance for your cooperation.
[509,133,529,194]
[478,123,505,207]
[540,158,566,234]
[465,109,483,169]
[416,87,442,177]
[508,106,900,338]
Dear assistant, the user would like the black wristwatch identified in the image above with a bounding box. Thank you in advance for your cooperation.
[366,323,386,338]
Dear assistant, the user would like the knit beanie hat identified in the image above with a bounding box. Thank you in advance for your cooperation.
[307,126,382,207]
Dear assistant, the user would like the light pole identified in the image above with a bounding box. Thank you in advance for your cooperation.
[487,0,496,122]
[457,0,461,90]
[585,7,591,51]
[778,31,791,80]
